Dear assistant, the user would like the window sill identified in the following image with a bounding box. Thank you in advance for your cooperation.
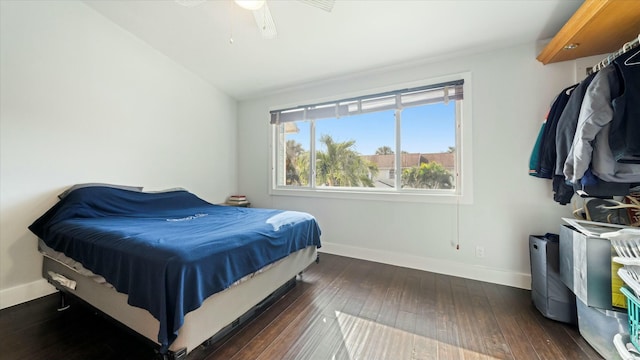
[269,187,472,205]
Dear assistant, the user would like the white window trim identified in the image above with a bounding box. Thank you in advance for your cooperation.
[269,72,473,205]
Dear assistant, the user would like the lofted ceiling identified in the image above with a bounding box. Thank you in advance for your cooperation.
[83,0,584,100]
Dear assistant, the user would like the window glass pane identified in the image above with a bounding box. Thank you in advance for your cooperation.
[271,77,466,198]
[315,111,395,188]
[277,121,310,187]
[400,103,456,190]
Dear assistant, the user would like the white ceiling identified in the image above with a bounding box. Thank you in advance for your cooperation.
[83,0,583,100]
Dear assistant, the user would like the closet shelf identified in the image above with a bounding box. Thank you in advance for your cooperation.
[537,0,640,65]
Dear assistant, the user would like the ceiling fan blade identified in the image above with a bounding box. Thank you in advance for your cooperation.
[252,2,277,39]
[298,0,335,12]
[174,0,206,8]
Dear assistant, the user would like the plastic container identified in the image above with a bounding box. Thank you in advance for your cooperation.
[619,267,640,296]
[577,297,628,360]
[613,333,640,360]
[602,228,640,265]
[622,287,640,353]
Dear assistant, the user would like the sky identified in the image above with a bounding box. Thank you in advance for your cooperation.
[286,102,456,156]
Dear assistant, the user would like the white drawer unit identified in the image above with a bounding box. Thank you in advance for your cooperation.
[559,225,615,310]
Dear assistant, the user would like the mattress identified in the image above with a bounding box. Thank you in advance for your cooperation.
[39,238,280,292]
[42,245,318,354]
[29,186,322,351]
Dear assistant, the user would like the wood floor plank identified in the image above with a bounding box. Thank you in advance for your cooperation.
[333,261,400,360]
[302,316,351,360]
[357,261,398,321]
[488,281,580,360]
[359,266,406,359]
[463,279,513,359]
[206,253,345,359]
[272,258,373,360]
[229,260,349,359]
[393,310,418,360]
[449,277,486,360]
[362,268,419,359]
[464,278,506,357]
[523,298,599,360]
[435,275,464,360]
[306,259,379,360]
[561,323,603,360]
[0,254,605,360]
[498,280,600,360]
[250,255,365,359]
[196,281,308,359]
[389,270,421,360]
[482,282,538,360]
[201,252,344,359]
[412,272,439,360]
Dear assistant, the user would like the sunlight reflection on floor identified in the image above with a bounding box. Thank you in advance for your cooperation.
[333,310,503,360]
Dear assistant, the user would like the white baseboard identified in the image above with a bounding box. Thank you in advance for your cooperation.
[0,279,57,310]
[318,241,531,290]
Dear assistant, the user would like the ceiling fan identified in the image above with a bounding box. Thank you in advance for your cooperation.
[176,0,335,39]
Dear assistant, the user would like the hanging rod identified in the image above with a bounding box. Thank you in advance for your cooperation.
[589,33,640,74]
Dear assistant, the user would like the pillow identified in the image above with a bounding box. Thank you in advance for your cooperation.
[57,183,143,199]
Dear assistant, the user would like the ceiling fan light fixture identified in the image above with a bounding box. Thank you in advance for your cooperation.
[234,0,266,11]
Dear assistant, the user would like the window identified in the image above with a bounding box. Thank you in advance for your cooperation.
[270,75,470,202]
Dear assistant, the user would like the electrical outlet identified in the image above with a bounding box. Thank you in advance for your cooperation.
[475,246,485,258]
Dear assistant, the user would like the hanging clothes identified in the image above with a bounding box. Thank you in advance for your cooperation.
[609,48,640,163]
[551,73,597,204]
[536,84,577,179]
[564,64,640,185]
[529,119,546,177]
[529,85,576,179]
[572,169,631,198]
[532,35,640,204]
[554,72,597,176]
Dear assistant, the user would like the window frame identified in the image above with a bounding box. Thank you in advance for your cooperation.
[269,72,473,205]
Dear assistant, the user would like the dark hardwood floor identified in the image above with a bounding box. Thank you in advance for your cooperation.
[0,254,602,360]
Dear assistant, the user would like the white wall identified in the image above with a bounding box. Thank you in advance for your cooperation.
[237,42,581,289]
[0,1,237,308]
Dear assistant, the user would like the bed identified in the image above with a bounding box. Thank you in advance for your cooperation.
[28,186,322,359]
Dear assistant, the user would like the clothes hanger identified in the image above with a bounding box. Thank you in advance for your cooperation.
[623,34,640,66]
[624,50,640,66]
[589,34,640,74]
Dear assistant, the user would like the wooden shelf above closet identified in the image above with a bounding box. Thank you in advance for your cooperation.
[537,0,640,65]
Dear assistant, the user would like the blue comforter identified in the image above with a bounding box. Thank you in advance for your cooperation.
[29,187,321,350]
